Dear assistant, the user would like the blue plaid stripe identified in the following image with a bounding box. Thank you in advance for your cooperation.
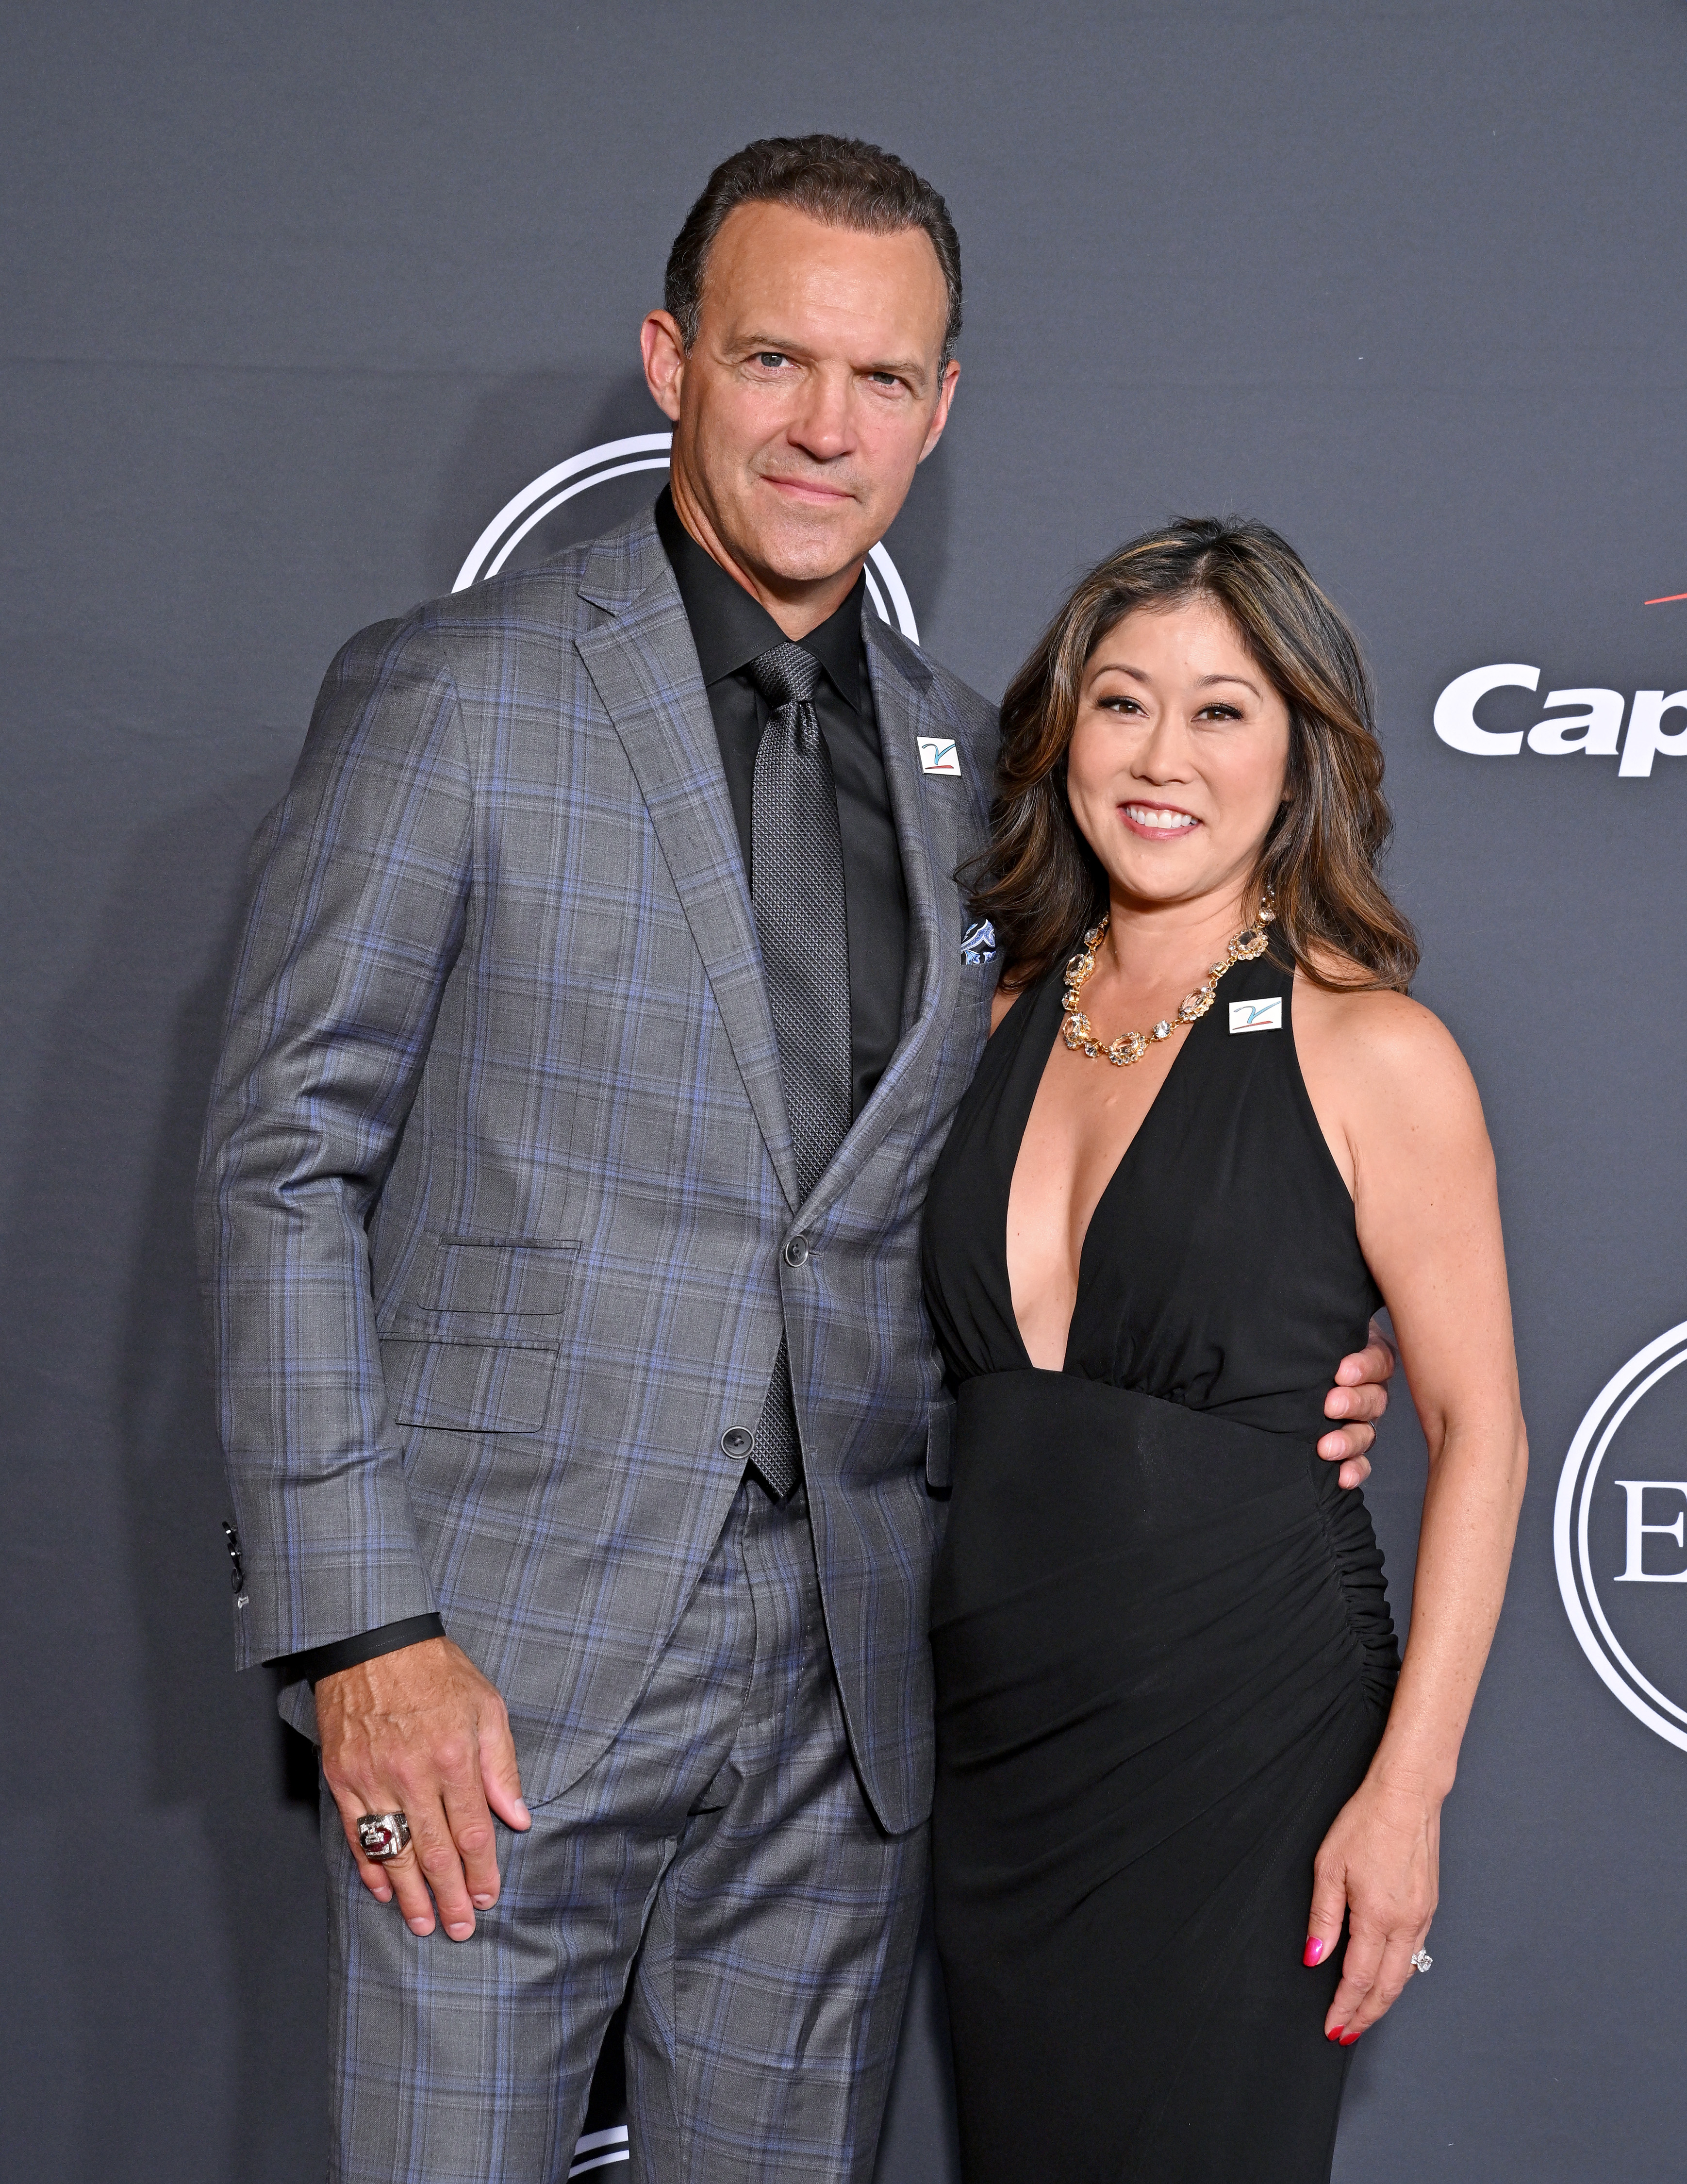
[198,505,1000,1833]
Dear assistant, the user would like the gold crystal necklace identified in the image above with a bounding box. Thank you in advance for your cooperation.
[1061,903,1275,1067]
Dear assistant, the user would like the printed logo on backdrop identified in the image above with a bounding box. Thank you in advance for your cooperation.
[453,430,921,640]
[1433,666,1687,777]
[1555,1324,1687,1749]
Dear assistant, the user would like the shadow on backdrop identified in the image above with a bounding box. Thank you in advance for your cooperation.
[0,696,320,2184]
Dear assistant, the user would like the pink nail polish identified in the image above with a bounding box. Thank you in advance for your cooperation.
[1303,1936,1326,1966]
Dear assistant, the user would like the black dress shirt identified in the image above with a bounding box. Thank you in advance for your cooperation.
[653,486,908,1119]
[279,491,910,1687]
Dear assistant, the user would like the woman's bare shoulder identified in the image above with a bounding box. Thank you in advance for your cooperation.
[1292,963,1480,1118]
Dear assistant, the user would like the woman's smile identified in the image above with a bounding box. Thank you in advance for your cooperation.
[1119,800,1201,838]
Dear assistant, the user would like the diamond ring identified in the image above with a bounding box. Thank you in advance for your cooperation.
[1410,1947,1433,1974]
[356,1811,412,1861]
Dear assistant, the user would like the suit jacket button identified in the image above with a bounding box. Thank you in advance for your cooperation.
[720,1426,754,1458]
[783,1234,810,1267]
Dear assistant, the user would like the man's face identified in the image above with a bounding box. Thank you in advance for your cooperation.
[644,201,958,606]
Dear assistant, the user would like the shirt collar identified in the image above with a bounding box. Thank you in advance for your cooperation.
[654,486,864,714]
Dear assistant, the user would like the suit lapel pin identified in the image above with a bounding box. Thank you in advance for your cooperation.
[917,736,962,776]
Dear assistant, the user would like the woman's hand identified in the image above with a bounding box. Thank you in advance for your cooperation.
[1304,1775,1440,2043]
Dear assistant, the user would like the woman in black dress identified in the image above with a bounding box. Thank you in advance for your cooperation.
[923,520,1525,2183]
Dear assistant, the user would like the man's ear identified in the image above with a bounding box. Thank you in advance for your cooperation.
[641,311,687,423]
[917,358,961,463]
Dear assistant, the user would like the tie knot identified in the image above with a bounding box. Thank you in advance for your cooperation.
[747,641,823,711]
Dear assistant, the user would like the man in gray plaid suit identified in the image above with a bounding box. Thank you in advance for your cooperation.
[199,135,1393,2184]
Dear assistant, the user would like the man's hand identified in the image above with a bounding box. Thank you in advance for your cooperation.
[1318,1316,1396,1488]
[316,1637,531,1940]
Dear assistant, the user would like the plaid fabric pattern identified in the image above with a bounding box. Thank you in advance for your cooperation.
[197,506,1000,1832]
[327,1480,927,2184]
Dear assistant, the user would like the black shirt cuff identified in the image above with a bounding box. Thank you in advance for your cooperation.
[272,1613,447,1687]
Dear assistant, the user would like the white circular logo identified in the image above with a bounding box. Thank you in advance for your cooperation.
[453,431,921,643]
[1555,1323,1687,1748]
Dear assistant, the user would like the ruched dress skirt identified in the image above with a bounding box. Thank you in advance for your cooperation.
[921,954,1401,2184]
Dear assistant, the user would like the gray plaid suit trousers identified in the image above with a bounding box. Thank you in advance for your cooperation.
[328,1479,926,2184]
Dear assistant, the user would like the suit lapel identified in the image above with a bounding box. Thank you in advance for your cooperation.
[813,617,966,1198]
[574,524,799,1210]
[573,520,967,1221]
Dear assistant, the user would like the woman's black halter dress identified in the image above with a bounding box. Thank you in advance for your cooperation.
[922,949,1400,2184]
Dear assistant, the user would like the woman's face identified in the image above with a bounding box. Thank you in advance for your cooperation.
[1064,595,1292,917]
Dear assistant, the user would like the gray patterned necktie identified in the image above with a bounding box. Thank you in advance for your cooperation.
[744,640,852,1497]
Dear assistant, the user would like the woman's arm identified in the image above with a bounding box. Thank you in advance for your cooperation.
[1295,982,1528,2043]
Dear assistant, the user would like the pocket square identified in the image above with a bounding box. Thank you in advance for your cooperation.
[961,917,998,966]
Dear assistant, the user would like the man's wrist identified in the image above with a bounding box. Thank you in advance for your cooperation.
[273,1613,447,1688]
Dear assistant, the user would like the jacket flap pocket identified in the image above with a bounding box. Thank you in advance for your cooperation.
[387,1237,581,1343]
[423,1237,579,1315]
[386,1339,556,1435]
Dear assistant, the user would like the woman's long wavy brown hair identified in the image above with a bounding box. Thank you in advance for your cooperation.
[967,517,1419,993]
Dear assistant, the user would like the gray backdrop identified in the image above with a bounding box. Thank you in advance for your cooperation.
[5,3,1685,2178]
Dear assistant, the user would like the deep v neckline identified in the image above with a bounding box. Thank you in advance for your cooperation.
[1003,971,1205,1373]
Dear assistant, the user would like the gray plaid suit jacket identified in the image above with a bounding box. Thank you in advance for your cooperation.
[198,507,1000,1833]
